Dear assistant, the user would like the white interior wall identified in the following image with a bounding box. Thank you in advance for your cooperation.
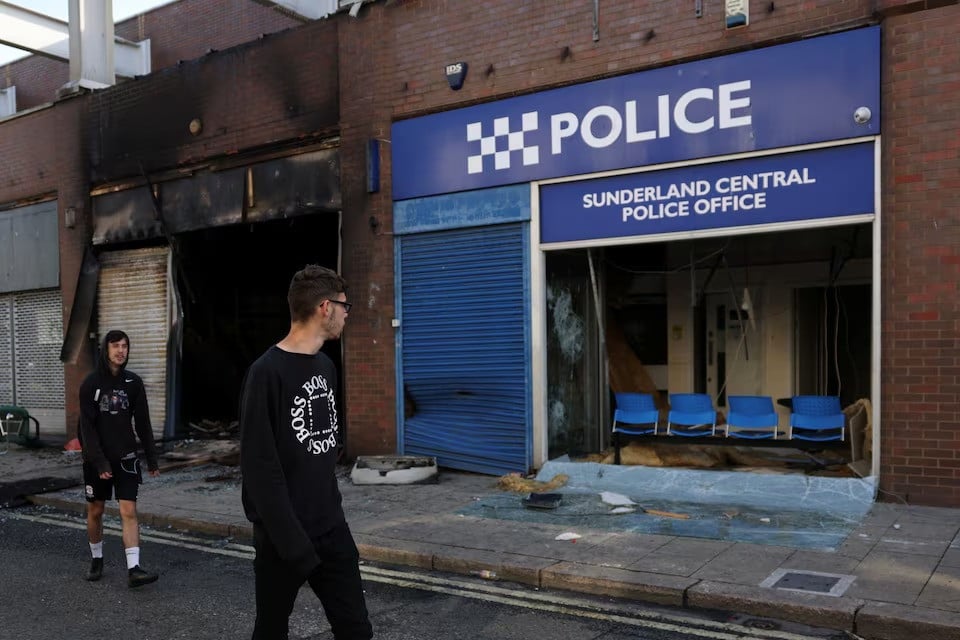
[665,257,871,411]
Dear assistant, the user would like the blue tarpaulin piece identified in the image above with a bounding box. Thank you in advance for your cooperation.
[458,460,877,550]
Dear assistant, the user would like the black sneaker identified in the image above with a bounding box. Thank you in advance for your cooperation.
[86,557,103,582]
[127,565,158,588]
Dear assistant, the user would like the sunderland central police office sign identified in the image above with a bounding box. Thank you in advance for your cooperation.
[391,27,879,201]
[540,143,875,244]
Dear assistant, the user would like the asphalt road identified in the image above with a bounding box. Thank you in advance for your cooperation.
[0,506,844,640]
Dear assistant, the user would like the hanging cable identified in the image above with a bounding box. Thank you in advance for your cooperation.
[833,284,842,399]
[821,287,828,395]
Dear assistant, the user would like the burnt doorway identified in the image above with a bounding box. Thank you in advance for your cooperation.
[173,213,341,436]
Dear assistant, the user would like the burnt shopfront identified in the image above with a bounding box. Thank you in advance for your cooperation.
[84,148,342,440]
[391,28,880,480]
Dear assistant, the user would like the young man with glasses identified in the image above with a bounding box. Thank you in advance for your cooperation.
[239,264,372,640]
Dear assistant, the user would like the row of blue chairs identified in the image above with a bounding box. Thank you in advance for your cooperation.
[612,393,846,442]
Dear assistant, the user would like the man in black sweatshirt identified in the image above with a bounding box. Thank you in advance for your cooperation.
[79,329,160,588]
[240,265,372,640]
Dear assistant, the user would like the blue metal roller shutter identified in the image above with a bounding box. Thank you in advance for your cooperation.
[399,223,530,475]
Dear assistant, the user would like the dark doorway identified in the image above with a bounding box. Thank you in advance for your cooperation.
[173,213,341,434]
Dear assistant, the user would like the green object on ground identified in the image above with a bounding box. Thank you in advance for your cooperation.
[0,405,41,446]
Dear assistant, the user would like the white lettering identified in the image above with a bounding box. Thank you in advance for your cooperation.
[547,81,751,154]
[551,113,579,154]
[718,80,752,129]
[674,87,715,134]
[625,100,657,143]
[581,106,623,148]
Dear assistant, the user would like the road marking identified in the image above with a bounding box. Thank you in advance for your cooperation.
[8,510,828,640]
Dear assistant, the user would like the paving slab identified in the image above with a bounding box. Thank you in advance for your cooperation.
[552,532,672,569]
[872,535,952,557]
[353,533,434,570]
[431,546,557,587]
[779,549,861,574]
[541,562,695,607]
[845,550,941,604]
[687,580,861,631]
[692,542,795,584]
[627,537,732,576]
[915,566,960,613]
[940,547,960,569]
[856,601,960,640]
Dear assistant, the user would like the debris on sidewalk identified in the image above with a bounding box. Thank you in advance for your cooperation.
[522,492,563,509]
[187,418,238,437]
[554,532,582,541]
[350,455,438,485]
[162,439,240,469]
[601,491,639,514]
[643,508,690,520]
[600,491,636,507]
[496,472,568,493]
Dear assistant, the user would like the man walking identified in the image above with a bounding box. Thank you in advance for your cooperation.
[79,329,160,588]
[240,265,372,640]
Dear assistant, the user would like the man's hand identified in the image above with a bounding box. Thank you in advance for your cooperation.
[99,471,112,480]
[148,469,160,478]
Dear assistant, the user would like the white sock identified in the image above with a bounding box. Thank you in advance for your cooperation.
[90,542,103,559]
[125,546,140,569]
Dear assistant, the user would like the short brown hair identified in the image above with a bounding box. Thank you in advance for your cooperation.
[287,265,347,322]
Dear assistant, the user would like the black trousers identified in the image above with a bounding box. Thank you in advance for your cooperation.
[252,523,373,640]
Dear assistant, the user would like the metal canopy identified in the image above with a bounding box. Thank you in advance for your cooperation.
[250,0,338,21]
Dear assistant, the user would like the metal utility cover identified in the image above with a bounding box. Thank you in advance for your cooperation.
[760,568,855,597]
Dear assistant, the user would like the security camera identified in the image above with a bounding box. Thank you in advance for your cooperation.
[853,107,872,124]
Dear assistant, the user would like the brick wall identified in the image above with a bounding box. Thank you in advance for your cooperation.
[337,5,400,456]
[87,18,339,182]
[0,97,93,435]
[880,3,960,506]
[375,0,873,118]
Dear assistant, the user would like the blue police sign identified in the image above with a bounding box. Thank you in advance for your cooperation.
[539,142,875,244]
[392,27,880,201]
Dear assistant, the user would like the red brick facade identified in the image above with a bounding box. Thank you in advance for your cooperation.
[880,3,960,506]
[0,0,957,505]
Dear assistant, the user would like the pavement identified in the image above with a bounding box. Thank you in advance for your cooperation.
[3,438,960,640]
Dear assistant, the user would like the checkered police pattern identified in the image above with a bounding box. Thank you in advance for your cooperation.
[466,112,540,174]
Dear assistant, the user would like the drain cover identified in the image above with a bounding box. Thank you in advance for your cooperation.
[760,569,855,597]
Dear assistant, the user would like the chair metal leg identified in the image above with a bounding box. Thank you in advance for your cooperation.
[614,430,621,465]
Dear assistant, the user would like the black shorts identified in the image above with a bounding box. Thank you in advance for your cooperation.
[83,453,143,502]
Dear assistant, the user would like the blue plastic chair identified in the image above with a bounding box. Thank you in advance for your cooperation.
[667,393,716,437]
[724,395,781,439]
[789,395,845,441]
[611,393,659,464]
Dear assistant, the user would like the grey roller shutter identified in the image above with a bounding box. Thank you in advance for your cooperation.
[12,289,64,409]
[97,247,169,438]
[398,223,530,475]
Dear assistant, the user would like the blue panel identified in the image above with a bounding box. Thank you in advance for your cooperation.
[392,27,880,200]
[394,184,530,234]
[397,223,531,475]
[541,143,874,243]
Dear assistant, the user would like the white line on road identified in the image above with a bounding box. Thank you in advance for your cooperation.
[8,510,826,640]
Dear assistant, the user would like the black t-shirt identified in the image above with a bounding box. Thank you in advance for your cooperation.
[239,345,345,576]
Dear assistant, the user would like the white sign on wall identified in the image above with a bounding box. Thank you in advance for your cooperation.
[726,0,749,28]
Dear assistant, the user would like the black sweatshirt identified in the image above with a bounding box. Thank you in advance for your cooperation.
[239,346,345,578]
[79,369,158,474]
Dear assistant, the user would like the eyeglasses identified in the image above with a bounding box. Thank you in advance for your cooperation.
[326,299,352,313]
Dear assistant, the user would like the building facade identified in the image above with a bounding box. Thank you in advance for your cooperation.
[0,0,957,506]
